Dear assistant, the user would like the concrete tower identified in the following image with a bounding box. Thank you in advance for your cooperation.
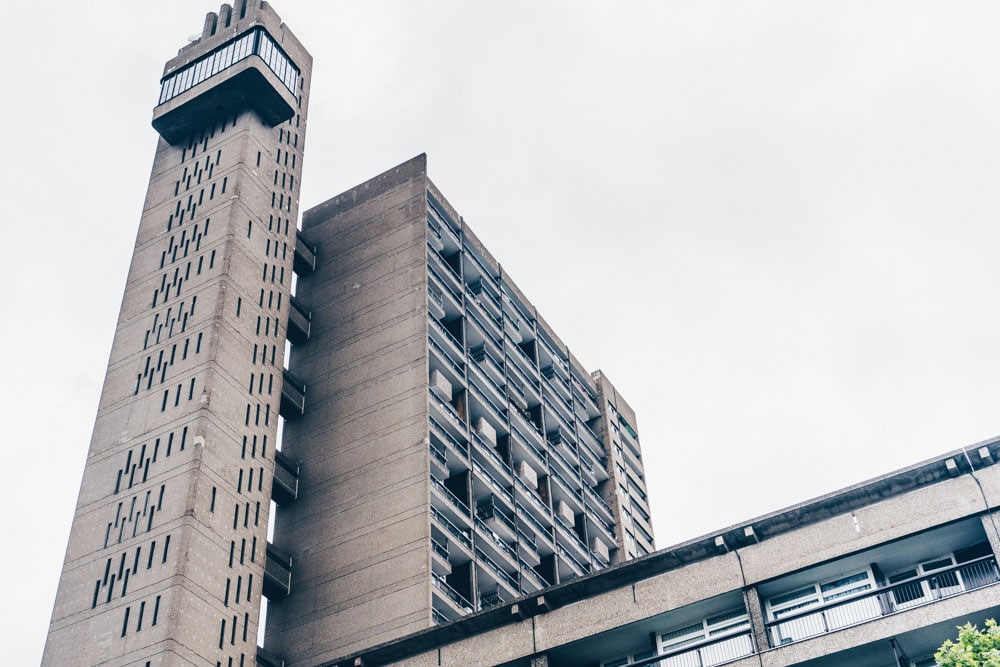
[263,156,654,665]
[43,3,311,665]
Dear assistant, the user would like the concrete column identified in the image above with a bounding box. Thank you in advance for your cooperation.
[981,511,1000,559]
[743,586,771,653]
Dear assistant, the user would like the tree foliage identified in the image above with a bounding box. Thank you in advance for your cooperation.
[935,620,1000,666]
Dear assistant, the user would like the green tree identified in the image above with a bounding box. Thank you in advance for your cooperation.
[935,620,1000,666]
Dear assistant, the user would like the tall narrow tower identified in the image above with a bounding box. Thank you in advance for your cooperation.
[43,3,311,665]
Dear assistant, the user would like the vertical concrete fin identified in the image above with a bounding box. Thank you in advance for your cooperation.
[233,0,247,21]
[218,4,232,29]
[202,12,218,39]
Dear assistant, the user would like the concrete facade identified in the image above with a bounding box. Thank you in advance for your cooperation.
[44,3,311,665]
[263,155,654,665]
[323,438,1000,667]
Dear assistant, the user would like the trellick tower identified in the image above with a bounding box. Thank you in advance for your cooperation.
[43,3,311,665]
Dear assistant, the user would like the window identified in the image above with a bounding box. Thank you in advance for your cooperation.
[602,650,655,667]
[656,609,753,666]
[767,568,879,645]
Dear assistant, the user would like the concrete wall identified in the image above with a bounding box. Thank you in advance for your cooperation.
[265,155,434,664]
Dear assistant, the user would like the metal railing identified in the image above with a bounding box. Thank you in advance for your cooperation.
[478,501,517,535]
[429,391,466,433]
[431,507,472,550]
[431,538,450,561]
[429,443,448,469]
[476,547,519,591]
[475,518,519,563]
[472,460,515,504]
[433,574,473,611]
[516,502,554,545]
[766,556,1000,647]
[633,628,755,667]
[430,416,469,456]
[432,477,471,516]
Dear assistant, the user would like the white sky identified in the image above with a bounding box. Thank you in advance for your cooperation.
[3,1,999,663]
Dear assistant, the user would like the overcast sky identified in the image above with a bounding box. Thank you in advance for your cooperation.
[4,1,999,663]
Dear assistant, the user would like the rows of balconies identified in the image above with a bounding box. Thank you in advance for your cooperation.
[424,206,631,619]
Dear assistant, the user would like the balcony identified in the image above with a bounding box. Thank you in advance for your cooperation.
[271,449,299,505]
[475,517,519,568]
[431,506,473,553]
[286,296,311,344]
[431,476,471,520]
[471,460,515,507]
[262,542,292,600]
[556,543,587,579]
[516,527,541,568]
[475,546,520,595]
[429,442,448,478]
[433,574,474,614]
[431,537,452,576]
[428,262,463,309]
[292,233,316,275]
[468,376,507,428]
[428,317,466,369]
[658,627,755,667]
[256,647,286,667]
[766,555,1000,647]
[469,344,505,386]
[584,485,615,524]
[428,251,462,299]
[516,502,554,549]
[518,557,549,592]
[478,499,517,542]
[468,278,502,319]
[429,391,466,440]
[466,307,503,355]
[279,369,305,420]
[471,433,513,487]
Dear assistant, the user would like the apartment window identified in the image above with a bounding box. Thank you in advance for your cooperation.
[656,609,753,666]
[766,568,878,645]
[887,554,962,609]
[602,650,655,667]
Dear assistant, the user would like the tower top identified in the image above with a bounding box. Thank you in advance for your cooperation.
[151,1,311,144]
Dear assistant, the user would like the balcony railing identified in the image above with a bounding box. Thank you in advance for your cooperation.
[292,234,316,275]
[557,543,587,576]
[516,502,554,545]
[476,546,519,591]
[429,391,466,434]
[476,518,519,563]
[765,555,1000,647]
[432,477,471,517]
[428,254,462,300]
[584,485,614,520]
[431,507,472,550]
[472,460,514,504]
[430,416,468,457]
[649,628,754,667]
[433,574,473,612]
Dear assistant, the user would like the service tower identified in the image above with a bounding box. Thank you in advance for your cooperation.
[43,3,311,665]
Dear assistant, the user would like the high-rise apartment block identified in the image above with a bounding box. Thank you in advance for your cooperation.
[263,155,653,664]
[43,2,311,665]
[44,4,651,666]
